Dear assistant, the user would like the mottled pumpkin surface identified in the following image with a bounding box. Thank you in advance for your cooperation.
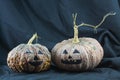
[52,37,103,71]
[7,44,51,73]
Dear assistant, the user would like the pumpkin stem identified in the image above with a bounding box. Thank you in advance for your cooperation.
[72,13,80,43]
[27,33,38,45]
[72,12,116,43]
[77,12,116,32]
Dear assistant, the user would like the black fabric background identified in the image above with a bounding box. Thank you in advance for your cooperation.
[0,0,120,80]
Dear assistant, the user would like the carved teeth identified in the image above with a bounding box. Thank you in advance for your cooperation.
[61,59,82,64]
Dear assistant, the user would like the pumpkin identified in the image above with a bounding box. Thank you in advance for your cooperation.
[7,33,51,73]
[51,12,116,71]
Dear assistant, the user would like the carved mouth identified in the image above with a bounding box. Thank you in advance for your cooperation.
[29,61,43,66]
[61,59,82,64]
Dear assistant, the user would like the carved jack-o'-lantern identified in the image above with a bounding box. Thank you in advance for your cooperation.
[7,33,51,73]
[52,12,116,71]
[61,49,82,64]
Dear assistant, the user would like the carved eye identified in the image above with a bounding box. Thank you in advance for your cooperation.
[73,49,80,54]
[63,50,68,54]
[38,50,43,54]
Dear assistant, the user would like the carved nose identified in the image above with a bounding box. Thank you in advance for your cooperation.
[68,55,72,59]
[34,56,39,60]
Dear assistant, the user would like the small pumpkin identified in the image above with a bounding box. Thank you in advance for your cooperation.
[52,12,116,71]
[7,33,51,73]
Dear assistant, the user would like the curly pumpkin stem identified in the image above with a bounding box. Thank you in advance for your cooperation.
[72,12,116,43]
[27,33,38,44]
[77,12,116,28]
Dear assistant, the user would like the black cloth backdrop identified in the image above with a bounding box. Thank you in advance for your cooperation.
[0,0,120,80]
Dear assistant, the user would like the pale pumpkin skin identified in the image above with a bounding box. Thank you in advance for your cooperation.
[52,38,103,71]
[7,43,51,72]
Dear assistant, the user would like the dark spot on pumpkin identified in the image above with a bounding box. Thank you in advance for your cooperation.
[89,42,91,44]
[63,50,68,54]
[73,49,80,53]
[38,50,43,54]
[93,46,96,50]
[26,50,31,53]
[81,41,84,45]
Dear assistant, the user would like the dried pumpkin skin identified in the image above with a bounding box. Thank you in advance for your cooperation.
[7,33,51,73]
[52,38,103,71]
[51,12,116,71]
